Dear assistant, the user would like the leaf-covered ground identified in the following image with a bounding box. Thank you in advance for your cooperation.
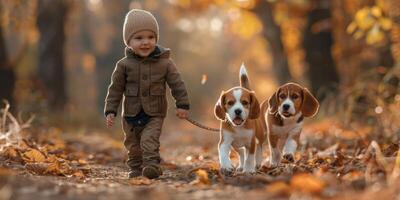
[0,115,400,200]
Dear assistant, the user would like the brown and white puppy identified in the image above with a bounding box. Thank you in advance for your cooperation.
[261,83,319,167]
[214,64,265,174]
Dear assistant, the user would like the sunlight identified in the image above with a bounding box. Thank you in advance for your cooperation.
[87,0,102,11]
[177,18,194,32]
[210,17,223,33]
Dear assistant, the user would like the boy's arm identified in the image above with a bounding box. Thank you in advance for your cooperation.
[166,59,190,110]
[104,61,126,116]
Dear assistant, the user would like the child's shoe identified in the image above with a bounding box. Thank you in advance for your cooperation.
[142,165,162,179]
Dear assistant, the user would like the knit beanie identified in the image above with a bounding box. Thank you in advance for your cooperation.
[123,9,159,46]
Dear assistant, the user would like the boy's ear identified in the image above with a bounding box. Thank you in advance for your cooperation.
[214,91,226,120]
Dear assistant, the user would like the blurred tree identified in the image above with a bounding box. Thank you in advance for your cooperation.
[303,0,339,100]
[253,0,291,84]
[388,0,400,66]
[0,25,15,109]
[37,0,68,111]
[89,0,129,113]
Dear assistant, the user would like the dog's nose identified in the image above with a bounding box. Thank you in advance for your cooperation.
[234,109,242,115]
[282,104,290,111]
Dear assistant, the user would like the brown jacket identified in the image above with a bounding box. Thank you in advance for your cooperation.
[104,46,190,117]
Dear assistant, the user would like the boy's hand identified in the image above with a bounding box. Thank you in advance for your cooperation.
[176,109,189,119]
[106,113,115,128]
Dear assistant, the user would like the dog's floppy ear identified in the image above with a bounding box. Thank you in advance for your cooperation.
[214,91,226,120]
[248,91,260,119]
[301,88,319,117]
[268,89,280,114]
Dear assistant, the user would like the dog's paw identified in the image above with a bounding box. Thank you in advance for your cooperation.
[220,167,234,176]
[242,168,257,175]
[236,167,243,173]
[282,154,295,163]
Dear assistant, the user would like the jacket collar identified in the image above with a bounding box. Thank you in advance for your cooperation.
[125,45,170,61]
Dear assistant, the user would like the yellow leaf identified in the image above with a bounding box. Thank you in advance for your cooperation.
[379,18,392,30]
[371,6,382,18]
[355,7,375,30]
[23,149,46,163]
[290,173,326,194]
[346,22,357,34]
[355,7,370,23]
[366,25,384,44]
[354,30,364,39]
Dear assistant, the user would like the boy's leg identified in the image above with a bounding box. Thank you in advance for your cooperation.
[140,117,164,179]
[122,119,144,176]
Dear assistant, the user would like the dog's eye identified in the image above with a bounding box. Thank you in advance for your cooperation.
[292,94,299,99]
[241,101,249,106]
[227,101,234,106]
[279,94,286,99]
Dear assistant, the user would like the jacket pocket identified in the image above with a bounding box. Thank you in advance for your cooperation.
[149,82,166,114]
[124,83,139,96]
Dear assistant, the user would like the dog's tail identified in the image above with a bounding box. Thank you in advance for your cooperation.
[240,63,251,90]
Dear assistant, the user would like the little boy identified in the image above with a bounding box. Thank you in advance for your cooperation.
[104,9,190,179]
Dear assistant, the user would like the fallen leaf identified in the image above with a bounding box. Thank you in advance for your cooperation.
[3,146,19,159]
[290,173,326,194]
[266,181,291,196]
[25,163,49,174]
[190,169,210,185]
[129,177,153,185]
[23,149,46,163]
[389,149,400,184]
[73,170,86,178]
[201,74,207,85]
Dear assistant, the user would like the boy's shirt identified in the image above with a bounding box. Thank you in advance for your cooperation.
[104,45,190,118]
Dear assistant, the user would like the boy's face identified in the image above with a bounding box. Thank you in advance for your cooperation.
[128,30,156,57]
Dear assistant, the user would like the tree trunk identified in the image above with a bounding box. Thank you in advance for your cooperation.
[37,0,68,111]
[303,1,339,100]
[0,25,16,110]
[253,1,291,84]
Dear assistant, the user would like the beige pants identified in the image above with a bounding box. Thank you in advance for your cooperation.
[122,117,164,170]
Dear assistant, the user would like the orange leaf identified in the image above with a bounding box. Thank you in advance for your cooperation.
[266,181,291,196]
[3,146,19,158]
[129,177,153,185]
[23,149,46,163]
[290,173,326,194]
[201,74,208,85]
[190,169,210,185]
[73,170,86,178]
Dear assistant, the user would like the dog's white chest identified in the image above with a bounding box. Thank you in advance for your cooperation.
[223,128,253,148]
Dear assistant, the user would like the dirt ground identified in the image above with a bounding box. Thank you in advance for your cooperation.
[1,118,400,200]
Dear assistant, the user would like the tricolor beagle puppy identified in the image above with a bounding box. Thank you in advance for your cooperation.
[214,64,264,174]
[261,83,319,167]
